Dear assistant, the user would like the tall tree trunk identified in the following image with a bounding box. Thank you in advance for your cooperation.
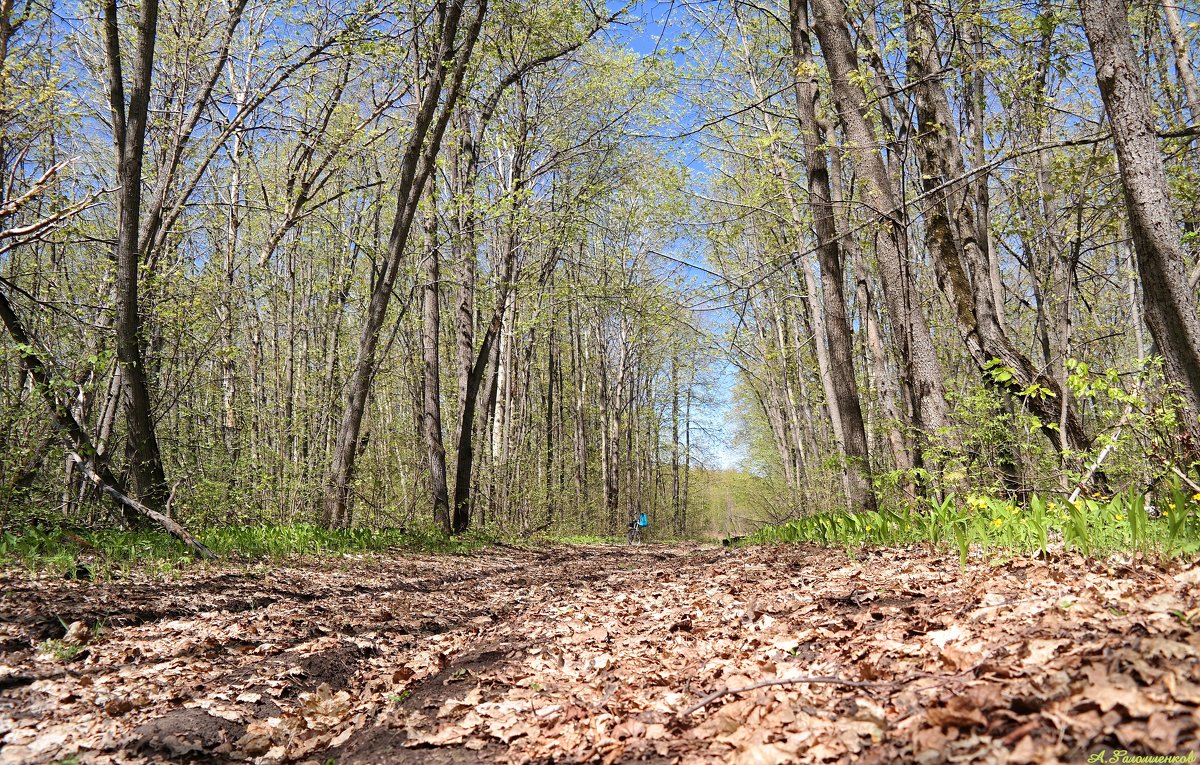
[828,125,914,473]
[420,201,451,533]
[545,319,557,524]
[104,0,169,516]
[788,0,875,510]
[809,0,952,462]
[571,297,589,508]
[1080,0,1200,416]
[856,274,913,472]
[682,365,693,533]
[961,4,1004,329]
[451,90,532,532]
[905,0,1088,451]
[1163,1,1200,124]
[325,0,485,528]
[670,350,681,531]
[222,83,246,465]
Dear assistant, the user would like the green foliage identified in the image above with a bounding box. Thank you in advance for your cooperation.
[747,485,1200,562]
[0,523,489,578]
[37,638,88,662]
[536,534,623,545]
[983,358,1056,400]
[36,620,102,662]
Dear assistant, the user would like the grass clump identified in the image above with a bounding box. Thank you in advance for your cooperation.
[0,522,490,578]
[749,482,1200,564]
[37,638,88,662]
[537,533,624,545]
[36,618,103,661]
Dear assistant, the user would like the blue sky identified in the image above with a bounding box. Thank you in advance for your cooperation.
[603,0,748,471]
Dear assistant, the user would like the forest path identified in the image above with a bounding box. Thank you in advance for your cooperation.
[2,543,1199,764]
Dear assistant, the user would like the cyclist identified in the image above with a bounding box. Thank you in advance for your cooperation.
[627,512,649,544]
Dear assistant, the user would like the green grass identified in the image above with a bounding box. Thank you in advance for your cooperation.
[387,689,413,705]
[0,522,492,578]
[35,618,104,661]
[748,483,1200,564]
[538,533,625,545]
[37,637,88,661]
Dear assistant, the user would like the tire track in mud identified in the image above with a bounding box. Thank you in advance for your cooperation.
[0,543,720,764]
[8,544,1199,764]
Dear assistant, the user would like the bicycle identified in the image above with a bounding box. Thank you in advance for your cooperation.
[627,512,649,544]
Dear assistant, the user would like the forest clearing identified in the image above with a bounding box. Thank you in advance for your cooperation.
[2,543,1198,765]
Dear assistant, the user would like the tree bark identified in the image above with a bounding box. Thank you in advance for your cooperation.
[788,0,875,510]
[103,0,169,515]
[1080,0,1200,416]
[809,0,952,460]
[420,200,451,533]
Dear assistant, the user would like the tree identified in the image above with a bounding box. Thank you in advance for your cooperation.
[0,165,210,555]
[808,0,952,462]
[1079,0,1200,417]
[325,0,486,529]
[787,0,874,510]
[103,0,170,514]
[903,0,1088,452]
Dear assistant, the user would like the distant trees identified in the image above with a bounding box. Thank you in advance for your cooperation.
[0,0,710,540]
[4,0,1200,539]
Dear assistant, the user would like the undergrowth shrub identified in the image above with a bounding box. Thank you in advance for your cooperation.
[0,522,491,578]
[749,481,1200,564]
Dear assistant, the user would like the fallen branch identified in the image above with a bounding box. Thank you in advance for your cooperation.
[1170,465,1200,494]
[1068,404,1133,504]
[67,451,212,558]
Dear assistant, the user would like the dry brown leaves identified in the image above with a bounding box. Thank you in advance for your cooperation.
[1,544,1198,764]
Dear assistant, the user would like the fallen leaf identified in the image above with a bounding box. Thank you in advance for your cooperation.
[926,694,987,729]
[736,742,796,765]
[62,621,89,647]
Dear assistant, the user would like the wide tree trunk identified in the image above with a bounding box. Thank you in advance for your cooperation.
[1079,0,1200,416]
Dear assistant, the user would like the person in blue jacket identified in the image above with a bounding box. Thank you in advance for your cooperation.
[627,512,649,543]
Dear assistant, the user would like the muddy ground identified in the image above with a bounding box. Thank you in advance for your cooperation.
[1,543,1199,764]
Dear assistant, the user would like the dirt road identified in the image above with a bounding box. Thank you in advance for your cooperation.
[1,543,1198,764]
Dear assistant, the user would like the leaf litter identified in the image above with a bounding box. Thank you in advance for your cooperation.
[1,544,1198,764]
